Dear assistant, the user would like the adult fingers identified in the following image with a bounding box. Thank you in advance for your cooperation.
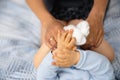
[95,35,104,48]
[49,37,57,50]
[95,29,104,47]
[45,34,52,48]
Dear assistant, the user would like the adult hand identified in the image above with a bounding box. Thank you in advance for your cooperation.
[41,19,67,49]
[81,14,104,50]
[81,0,108,50]
[67,18,104,50]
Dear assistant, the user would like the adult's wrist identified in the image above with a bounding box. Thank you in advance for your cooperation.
[87,0,108,22]
[41,15,56,28]
[87,8,104,23]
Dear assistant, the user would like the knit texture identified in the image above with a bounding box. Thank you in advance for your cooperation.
[0,0,40,79]
[104,0,120,80]
[0,0,120,80]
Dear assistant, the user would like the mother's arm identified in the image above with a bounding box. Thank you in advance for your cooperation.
[26,0,65,49]
[82,0,109,49]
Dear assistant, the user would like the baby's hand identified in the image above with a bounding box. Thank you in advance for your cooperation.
[52,48,80,67]
[57,30,76,50]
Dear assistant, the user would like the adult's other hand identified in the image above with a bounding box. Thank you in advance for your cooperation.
[81,0,108,50]
[81,13,104,50]
[42,19,67,49]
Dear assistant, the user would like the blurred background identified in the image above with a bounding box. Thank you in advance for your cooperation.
[0,0,41,79]
[0,0,120,80]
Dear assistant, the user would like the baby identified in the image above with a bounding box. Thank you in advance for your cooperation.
[34,21,115,80]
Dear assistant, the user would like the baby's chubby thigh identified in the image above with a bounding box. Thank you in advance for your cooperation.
[37,51,59,80]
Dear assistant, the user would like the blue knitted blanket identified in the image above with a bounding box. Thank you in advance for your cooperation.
[0,0,41,79]
[0,0,120,80]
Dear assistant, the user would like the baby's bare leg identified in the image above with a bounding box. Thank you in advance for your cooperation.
[92,39,114,62]
[34,43,50,68]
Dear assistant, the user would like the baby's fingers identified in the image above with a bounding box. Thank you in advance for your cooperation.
[52,55,66,63]
[52,61,64,67]
[67,37,76,49]
[53,50,66,59]
[72,46,77,50]
[52,61,69,67]
[61,31,68,41]
[65,30,73,43]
